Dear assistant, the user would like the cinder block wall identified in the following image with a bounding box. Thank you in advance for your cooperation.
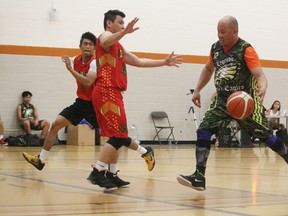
[1,0,288,141]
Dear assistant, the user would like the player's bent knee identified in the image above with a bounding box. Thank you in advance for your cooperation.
[107,137,132,150]
[197,129,212,141]
[197,129,212,149]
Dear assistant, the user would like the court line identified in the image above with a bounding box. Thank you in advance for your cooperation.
[0,171,285,216]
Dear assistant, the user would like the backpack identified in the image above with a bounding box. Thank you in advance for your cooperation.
[7,135,27,146]
[7,134,41,147]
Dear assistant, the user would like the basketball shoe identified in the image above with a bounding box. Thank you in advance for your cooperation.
[177,170,206,191]
[22,152,45,170]
[0,138,8,146]
[106,171,130,188]
[142,146,155,171]
[87,166,117,191]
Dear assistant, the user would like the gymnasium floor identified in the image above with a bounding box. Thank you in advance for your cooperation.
[0,144,287,216]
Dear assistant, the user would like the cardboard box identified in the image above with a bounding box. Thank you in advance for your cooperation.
[66,124,95,146]
[101,136,109,145]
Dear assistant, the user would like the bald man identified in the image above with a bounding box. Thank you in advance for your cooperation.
[177,15,288,191]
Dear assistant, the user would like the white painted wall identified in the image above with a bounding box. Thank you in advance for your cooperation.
[1,0,288,140]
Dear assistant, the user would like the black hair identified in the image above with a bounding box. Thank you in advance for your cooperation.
[270,100,281,111]
[22,91,33,98]
[104,9,126,29]
[79,32,97,46]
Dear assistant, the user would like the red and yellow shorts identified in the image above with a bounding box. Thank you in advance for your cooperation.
[92,86,128,138]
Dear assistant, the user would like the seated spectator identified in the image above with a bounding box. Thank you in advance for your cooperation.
[266,100,285,130]
[0,119,7,146]
[17,91,50,142]
[266,100,287,144]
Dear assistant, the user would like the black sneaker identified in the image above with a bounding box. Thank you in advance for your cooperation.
[106,171,130,188]
[87,167,117,191]
[177,170,206,191]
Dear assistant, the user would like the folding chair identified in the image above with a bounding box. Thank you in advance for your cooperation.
[227,120,241,147]
[218,120,241,147]
[151,111,176,144]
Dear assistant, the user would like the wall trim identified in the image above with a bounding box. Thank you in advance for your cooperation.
[1,45,288,68]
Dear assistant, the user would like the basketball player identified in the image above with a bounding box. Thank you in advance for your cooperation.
[177,15,288,191]
[22,32,98,170]
[87,9,182,191]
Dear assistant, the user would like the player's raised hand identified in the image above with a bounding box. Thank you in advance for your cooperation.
[165,51,183,67]
[124,17,140,34]
[61,55,72,71]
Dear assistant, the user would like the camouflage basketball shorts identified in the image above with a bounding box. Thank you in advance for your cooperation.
[199,95,272,139]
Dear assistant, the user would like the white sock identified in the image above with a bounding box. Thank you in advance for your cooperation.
[137,145,147,155]
[108,164,117,174]
[0,135,3,140]
[95,160,108,171]
[39,149,49,163]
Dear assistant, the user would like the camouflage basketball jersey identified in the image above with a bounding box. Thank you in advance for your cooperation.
[212,38,257,99]
[199,39,271,138]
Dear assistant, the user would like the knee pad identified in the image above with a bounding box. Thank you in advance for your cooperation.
[107,137,132,150]
[197,129,212,141]
[265,134,287,154]
[265,134,277,146]
[196,129,212,149]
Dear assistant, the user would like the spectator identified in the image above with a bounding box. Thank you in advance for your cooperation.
[17,91,50,143]
[267,100,285,130]
[267,100,287,144]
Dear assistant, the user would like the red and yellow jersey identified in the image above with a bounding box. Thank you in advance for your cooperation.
[95,36,127,91]
[73,54,96,101]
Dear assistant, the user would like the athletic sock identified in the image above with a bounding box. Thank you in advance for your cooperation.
[39,149,49,163]
[95,160,108,171]
[137,145,147,155]
[108,164,117,174]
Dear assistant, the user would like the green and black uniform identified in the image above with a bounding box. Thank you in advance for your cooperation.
[199,38,271,139]
[19,103,43,130]
[195,39,287,176]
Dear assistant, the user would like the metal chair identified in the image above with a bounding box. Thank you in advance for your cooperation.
[218,120,241,147]
[151,111,176,144]
[228,120,241,147]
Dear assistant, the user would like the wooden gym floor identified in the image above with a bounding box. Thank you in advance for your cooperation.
[0,144,287,216]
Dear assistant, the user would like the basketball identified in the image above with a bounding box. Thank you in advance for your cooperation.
[226,91,254,120]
